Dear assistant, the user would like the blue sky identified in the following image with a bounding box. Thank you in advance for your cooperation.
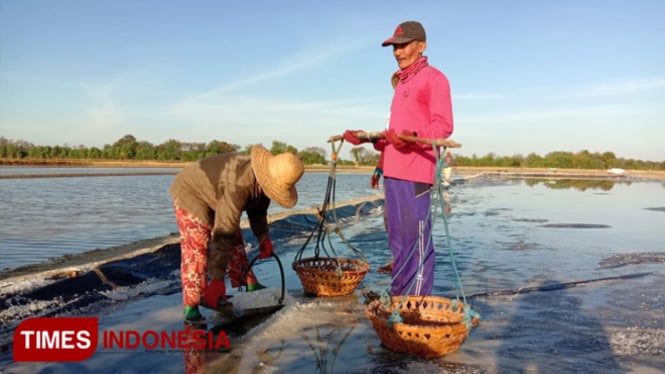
[1,0,664,162]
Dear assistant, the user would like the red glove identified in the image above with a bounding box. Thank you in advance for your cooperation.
[373,139,387,152]
[384,129,410,150]
[203,279,226,307]
[258,238,274,259]
[343,130,368,146]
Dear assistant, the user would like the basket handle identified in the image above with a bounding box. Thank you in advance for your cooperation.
[241,252,286,305]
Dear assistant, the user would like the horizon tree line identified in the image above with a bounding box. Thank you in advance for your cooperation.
[0,134,663,171]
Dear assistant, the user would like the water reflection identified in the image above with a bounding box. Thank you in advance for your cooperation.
[0,166,181,176]
[0,171,376,271]
[525,178,624,191]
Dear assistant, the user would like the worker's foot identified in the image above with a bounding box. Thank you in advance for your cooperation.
[247,283,267,292]
[184,305,206,326]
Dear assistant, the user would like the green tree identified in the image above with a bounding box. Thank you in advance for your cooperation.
[270,141,289,155]
[524,152,544,168]
[544,151,574,169]
[601,151,617,169]
[88,147,103,159]
[157,139,182,160]
[135,141,156,160]
[0,137,8,158]
[113,134,138,159]
[270,140,298,155]
[180,142,206,161]
[204,140,239,157]
[239,144,254,155]
[298,147,327,165]
[349,147,379,166]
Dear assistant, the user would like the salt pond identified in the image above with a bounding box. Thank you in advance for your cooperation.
[1,175,664,372]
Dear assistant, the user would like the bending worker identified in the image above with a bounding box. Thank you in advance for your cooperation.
[169,145,304,324]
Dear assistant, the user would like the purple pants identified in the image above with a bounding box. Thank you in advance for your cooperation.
[384,177,434,296]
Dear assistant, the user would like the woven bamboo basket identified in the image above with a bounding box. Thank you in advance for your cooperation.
[365,295,477,359]
[293,257,370,297]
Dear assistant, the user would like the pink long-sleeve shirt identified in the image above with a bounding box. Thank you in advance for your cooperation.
[382,64,454,184]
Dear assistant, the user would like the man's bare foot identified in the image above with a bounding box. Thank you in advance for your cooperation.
[377,262,393,274]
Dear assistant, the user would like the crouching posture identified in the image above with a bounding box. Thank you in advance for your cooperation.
[169,145,304,324]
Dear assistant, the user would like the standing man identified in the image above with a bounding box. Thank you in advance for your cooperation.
[345,20,454,296]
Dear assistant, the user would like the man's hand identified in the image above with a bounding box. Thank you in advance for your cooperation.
[258,239,274,259]
[384,129,411,150]
[370,170,382,189]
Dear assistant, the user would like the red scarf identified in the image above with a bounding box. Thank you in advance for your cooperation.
[397,56,429,83]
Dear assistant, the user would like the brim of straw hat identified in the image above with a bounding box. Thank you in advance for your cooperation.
[251,145,298,209]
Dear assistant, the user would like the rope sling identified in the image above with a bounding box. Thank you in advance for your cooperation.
[352,132,480,359]
[381,143,480,329]
[292,138,370,297]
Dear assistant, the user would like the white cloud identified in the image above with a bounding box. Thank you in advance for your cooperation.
[178,42,363,105]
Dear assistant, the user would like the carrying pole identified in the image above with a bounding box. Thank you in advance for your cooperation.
[328,131,462,148]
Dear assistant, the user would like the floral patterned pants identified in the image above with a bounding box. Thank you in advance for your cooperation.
[174,202,258,307]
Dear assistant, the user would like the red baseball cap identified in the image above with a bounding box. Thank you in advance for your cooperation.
[381,21,426,47]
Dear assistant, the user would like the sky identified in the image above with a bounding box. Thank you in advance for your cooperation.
[1,0,664,162]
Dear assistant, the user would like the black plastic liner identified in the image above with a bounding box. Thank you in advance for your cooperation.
[0,198,383,352]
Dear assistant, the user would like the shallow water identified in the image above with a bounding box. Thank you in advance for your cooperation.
[0,169,373,271]
[1,174,664,372]
[0,166,182,176]
[238,178,665,373]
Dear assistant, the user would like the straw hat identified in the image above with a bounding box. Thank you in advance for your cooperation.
[251,145,304,208]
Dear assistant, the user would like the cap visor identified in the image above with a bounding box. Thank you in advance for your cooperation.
[381,35,415,47]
